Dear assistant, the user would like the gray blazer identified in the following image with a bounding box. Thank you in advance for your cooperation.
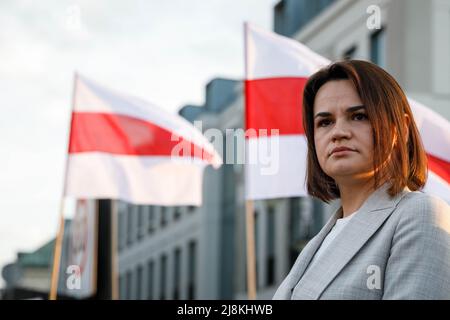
[273,184,450,300]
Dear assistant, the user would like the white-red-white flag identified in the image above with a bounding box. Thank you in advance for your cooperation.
[65,74,222,206]
[244,23,328,200]
[244,23,450,203]
[408,98,450,202]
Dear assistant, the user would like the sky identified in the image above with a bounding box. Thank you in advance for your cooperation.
[0,0,278,288]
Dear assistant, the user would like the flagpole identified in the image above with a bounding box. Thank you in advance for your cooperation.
[245,200,257,300]
[49,201,65,300]
[243,22,257,300]
[49,72,78,300]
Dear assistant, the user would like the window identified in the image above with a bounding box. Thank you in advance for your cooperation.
[136,265,143,300]
[126,270,132,300]
[289,197,322,268]
[187,205,196,213]
[126,205,133,246]
[174,207,181,221]
[289,198,304,268]
[187,240,197,299]
[173,248,181,299]
[118,203,126,251]
[137,206,144,240]
[370,27,386,68]
[119,274,126,299]
[160,207,167,228]
[160,254,167,300]
[147,260,154,299]
[148,206,155,234]
[274,0,286,36]
[266,205,276,286]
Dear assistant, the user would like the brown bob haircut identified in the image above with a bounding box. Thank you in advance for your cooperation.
[302,60,427,202]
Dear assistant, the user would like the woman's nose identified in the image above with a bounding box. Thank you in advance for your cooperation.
[331,120,352,141]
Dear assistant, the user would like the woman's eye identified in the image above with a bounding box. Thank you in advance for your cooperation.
[318,119,332,127]
[353,113,368,121]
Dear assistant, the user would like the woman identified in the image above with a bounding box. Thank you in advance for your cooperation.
[273,60,450,300]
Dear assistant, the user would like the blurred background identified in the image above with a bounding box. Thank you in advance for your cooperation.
[1,0,449,300]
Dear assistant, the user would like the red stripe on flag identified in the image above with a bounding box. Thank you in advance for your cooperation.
[245,77,307,137]
[427,153,450,184]
[68,112,214,162]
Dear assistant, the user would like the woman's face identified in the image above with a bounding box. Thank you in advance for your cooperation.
[313,79,375,183]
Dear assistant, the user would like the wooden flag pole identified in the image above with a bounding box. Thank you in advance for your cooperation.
[49,200,66,300]
[243,22,257,300]
[49,73,77,300]
[245,199,257,300]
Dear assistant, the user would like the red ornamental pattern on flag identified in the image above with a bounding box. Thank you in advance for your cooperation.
[65,74,222,206]
[244,23,450,203]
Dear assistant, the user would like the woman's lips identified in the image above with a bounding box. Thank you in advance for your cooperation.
[329,147,356,156]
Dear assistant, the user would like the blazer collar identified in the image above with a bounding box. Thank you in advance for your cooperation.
[289,183,411,299]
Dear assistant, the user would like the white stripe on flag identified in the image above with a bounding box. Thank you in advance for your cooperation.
[66,153,207,206]
[246,23,329,80]
[245,135,308,200]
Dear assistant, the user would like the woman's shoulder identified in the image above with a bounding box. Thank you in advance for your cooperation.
[394,190,450,226]
[398,190,449,210]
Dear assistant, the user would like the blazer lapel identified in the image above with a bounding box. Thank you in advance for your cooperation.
[290,211,341,281]
[292,184,411,299]
[274,208,341,299]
